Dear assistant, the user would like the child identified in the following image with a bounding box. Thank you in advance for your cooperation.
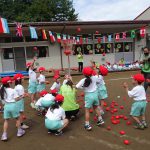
[0,77,25,141]
[45,94,69,135]
[97,66,108,115]
[14,73,29,129]
[60,79,79,120]
[37,67,46,93]
[63,74,72,85]
[76,67,104,131]
[27,57,37,108]
[123,73,147,129]
[50,75,61,91]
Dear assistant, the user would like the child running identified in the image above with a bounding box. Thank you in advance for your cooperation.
[123,73,148,129]
[14,73,29,129]
[45,94,69,135]
[0,77,25,141]
[76,67,104,131]
[97,66,108,115]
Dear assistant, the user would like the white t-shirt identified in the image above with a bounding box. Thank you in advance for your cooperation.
[76,76,99,92]
[45,106,66,121]
[37,74,45,84]
[29,69,37,82]
[63,79,68,85]
[35,93,55,107]
[97,75,105,86]
[14,84,24,96]
[50,82,61,91]
[128,85,146,101]
[4,88,19,103]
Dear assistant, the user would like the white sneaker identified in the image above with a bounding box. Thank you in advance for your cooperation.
[30,102,36,109]
[1,132,7,141]
[17,128,25,137]
[21,124,29,129]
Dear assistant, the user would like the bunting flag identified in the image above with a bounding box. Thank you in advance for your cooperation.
[131,30,135,38]
[49,31,55,43]
[140,27,146,38]
[68,35,71,43]
[63,34,67,42]
[79,37,83,44]
[103,36,106,42]
[122,32,126,39]
[29,26,38,39]
[97,37,101,43]
[108,35,112,42]
[76,37,80,44]
[73,36,76,44]
[0,18,9,33]
[115,33,120,41]
[86,38,89,44]
[16,22,23,37]
[42,29,47,40]
[57,33,61,43]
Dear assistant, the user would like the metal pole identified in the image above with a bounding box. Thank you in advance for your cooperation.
[68,55,71,75]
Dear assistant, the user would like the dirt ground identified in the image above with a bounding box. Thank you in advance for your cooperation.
[0,70,150,150]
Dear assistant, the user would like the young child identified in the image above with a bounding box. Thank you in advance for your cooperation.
[63,74,72,85]
[123,73,148,129]
[50,75,61,91]
[27,57,37,108]
[37,67,46,93]
[0,77,25,141]
[14,73,29,129]
[97,66,108,115]
[45,94,69,135]
[60,79,79,120]
[76,67,104,131]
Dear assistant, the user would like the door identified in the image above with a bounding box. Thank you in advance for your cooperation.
[14,47,26,71]
[2,48,15,72]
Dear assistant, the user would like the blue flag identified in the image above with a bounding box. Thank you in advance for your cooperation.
[29,26,38,39]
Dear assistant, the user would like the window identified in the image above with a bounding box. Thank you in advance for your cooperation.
[124,42,132,52]
[95,43,105,54]
[3,48,14,59]
[105,43,113,53]
[26,46,49,59]
[73,45,83,55]
[115,43,123,52]
[83,44,93,55]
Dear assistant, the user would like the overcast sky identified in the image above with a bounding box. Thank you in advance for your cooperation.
[73,0,150,21]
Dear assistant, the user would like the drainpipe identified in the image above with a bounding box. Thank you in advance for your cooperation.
[60,24,66,70]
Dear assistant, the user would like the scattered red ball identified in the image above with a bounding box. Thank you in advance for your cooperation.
[120,130,126,135]
[107,126,111,130]
[124,140,130,145]
[120,106,124,109]
[93,116,98,121]
[126,121,132,125]
[113,108,118,112]
[124,116,128,120]
[119,115,124,118]
[106,107,110,111]
[115,115,120,119]
[89,109,93,113]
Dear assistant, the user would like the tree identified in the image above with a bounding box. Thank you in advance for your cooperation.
[0,0,78,22]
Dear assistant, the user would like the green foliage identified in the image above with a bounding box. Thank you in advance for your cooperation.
[0,0,78,22]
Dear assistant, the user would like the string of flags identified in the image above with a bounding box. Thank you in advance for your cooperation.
[0,17,148,45]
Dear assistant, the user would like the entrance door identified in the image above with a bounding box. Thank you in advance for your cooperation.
[14,47,26,71]
[2,48,15,72]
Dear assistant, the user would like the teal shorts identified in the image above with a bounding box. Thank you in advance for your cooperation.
[16,99,24,112]
[41,100,54,108]
[45,118,63,130]
[3,103,19,119]
[130,101,147,117]
[84,91,99,108]
[28,81,37,94]
[37,84,46,92]
[97,85,108,100]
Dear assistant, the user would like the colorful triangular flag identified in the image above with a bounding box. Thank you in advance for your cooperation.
[49,31,55,43]
[29,26,38,39]
[42,29,47,40]
[57,33,61,43]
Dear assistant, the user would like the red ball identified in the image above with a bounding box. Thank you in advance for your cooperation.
[113,108,118,112]
[114,103,118,106]
[106,107,110,111]
[103,102,107,107]
[120,106,124,109]
[111,105,114,108]
[115,115,120,119]
[112,120,118,124]
[93,116,98,121]
[126,121,132,125]
[124,116,128,120]
[111,110,114,114]
[102,52,106,56]
[107,126,111,130]
[119,115,124,118]
[120,130,126,135]
[89,109,93,113]
[95,31,99,34]
[124,140,130,145]
[77,27,81,32]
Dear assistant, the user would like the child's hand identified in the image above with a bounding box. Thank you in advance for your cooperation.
[123,82,128,88]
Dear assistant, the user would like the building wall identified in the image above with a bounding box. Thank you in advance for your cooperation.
[0,49,3,72]
[135,7,150,20]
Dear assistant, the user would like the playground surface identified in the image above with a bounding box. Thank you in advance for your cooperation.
[0,70,150,150]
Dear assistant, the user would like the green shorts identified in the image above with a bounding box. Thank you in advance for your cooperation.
[16,99,24,112]
[97,85,108,100]
[41,100,54,108]
[37,84,46,92]
[28,81,37,94]
[130,100,147,117]
[45,118,64,130]
[3,103,19,119]
[84,91,99,108]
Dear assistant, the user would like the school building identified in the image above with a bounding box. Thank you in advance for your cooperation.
[0,7,150,73]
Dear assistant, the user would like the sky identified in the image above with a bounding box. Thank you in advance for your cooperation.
[73,0,150,21]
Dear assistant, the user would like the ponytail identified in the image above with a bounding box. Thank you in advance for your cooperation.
[0,83,9,100]
[50,102,59,112]
[15,79,22,86]
[83,76,92,87]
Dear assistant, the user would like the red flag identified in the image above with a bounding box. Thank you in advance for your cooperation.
[42,29,47,40]
[16,22,23,37]
[49,31,55,43]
